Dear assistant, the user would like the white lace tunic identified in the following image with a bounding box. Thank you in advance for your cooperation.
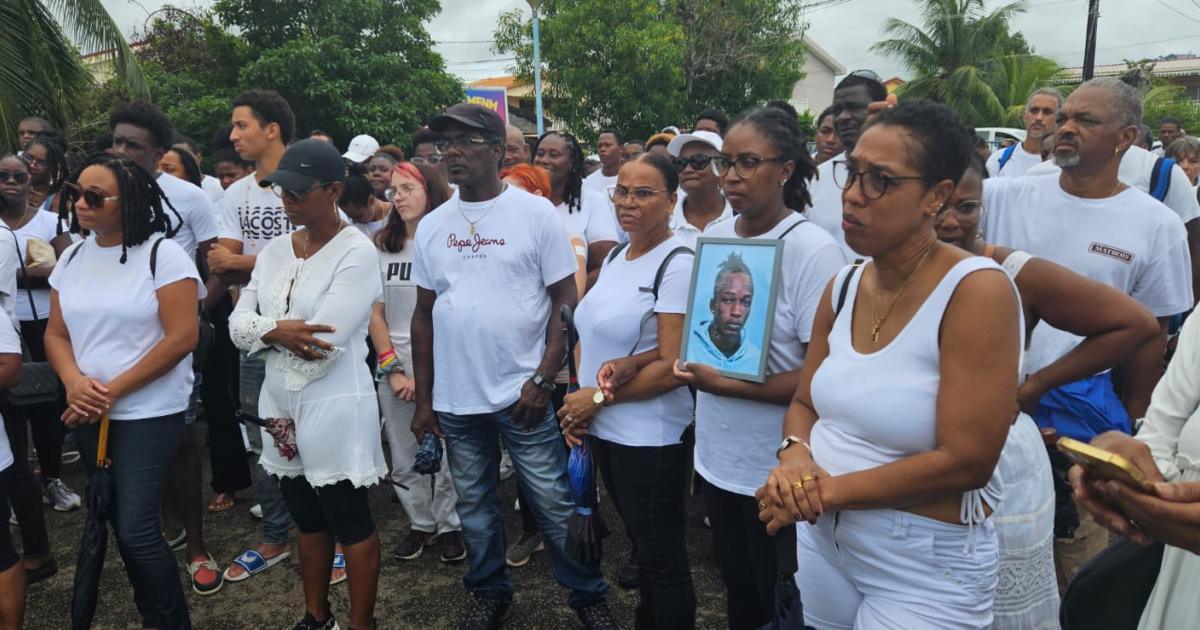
[229,227,386,487]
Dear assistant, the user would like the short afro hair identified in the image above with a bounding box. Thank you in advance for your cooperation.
[836,73,888,102]
[864,99,974,187]
[109,100,175,149]
[694,108,729,135]
[232,89,296,143]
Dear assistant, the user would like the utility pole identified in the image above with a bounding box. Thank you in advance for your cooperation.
[1082,0,1100,81]
[528,0,545,136]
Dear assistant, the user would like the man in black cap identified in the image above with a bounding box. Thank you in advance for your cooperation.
[409,103,618,630]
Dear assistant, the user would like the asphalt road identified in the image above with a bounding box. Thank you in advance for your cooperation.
[16,442,733,629]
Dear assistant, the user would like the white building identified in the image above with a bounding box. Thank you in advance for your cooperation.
[787,36,846,115]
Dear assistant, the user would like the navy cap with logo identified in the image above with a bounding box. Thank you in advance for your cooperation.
[258,138,347,193]
[428,103,506,140]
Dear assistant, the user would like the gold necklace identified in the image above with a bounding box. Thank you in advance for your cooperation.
[869,241,936,344]
[301,220,346,259]
[459,183,507,235]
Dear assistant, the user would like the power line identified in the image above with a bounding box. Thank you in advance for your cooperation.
[1155,0,1200,23]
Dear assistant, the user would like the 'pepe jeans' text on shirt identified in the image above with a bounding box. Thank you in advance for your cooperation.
[447,233,507,259]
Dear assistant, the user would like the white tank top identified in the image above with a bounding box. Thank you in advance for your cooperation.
[811,256,1017,527]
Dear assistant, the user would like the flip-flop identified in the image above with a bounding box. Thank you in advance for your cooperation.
[222,549,291,583]
[329,552,347,586]
[208,493,236,513]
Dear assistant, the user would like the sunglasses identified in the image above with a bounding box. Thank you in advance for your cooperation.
[271,182,330,202]
[63,182,118,208]
[0,170,30,185]
[672,154,718,173]
[847,69,881,81]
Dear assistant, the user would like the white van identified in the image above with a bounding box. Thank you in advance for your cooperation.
[975,127,1026,151]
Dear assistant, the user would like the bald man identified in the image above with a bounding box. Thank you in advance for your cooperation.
[504,124,530,168]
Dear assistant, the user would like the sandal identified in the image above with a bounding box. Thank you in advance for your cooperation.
[208,493,236,513]
[222,548,291,583]
[188,554,224,595]
[330,551,347,586]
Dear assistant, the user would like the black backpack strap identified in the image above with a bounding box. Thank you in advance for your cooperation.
[651,246,693,300]
[834,259,866,316]
[65,240,85,267]
[605,241,629,265]
[149,236,167,278]
[777,216,808,240]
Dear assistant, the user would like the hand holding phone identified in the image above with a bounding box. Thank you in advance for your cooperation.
[1057,437,1155,492]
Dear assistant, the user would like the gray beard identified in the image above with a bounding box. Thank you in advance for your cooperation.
[1054,153,1081,168]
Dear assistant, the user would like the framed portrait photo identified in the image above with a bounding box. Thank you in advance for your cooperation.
[680,237,784,383]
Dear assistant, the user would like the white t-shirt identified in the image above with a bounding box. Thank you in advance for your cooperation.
[49,237,201,420]
[218,173,293,256]
[157,173,219,261]
[582,170,618,196]
[0,226,22,325]
[0,309,17,471]
[1021,146,1200,224]
[805,153,856,260]
[556,190,619,246]
[201,175,224,204]
[576,236,694,446]
[412,185,578,414]
[378,245,417,372]
[352,220,384,239]
[986,143,1043,178]
[670,195,733,249]
[983,173,1193,373]
[10,210,59,321]
[693,214,847,495]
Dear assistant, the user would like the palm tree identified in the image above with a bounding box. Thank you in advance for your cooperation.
[872,0,1027,126]
[1,0,146,151]
[985,54,1063,127]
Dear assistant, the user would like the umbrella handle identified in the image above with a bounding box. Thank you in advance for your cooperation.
[96,414,111,468]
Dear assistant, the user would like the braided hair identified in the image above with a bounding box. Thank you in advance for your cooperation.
[59,154,180,263]
[729,106,818,212]
[26,131,70,195]
[534,131,585,213]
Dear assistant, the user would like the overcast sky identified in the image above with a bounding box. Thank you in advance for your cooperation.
[99,0,1200,83]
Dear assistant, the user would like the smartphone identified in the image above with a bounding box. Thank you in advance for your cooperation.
[1056,437,1156,492]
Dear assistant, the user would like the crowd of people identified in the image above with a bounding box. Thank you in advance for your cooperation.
[2,64,1200,630]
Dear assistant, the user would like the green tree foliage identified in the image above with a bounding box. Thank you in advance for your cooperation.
[494,0,807,143]
[1,0,146,152]
[1120,60,1200,135]
[79,0,461,155]
[872,0,1030,126]
[986,54,1063,127]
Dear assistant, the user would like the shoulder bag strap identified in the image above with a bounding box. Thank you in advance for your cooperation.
[834,259,866,316]
[997,143,1018,171]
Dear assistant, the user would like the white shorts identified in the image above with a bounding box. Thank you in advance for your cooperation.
[797,508,998,629]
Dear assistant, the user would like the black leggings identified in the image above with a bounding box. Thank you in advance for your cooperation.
[14,319,65,479]
[0,404,49,559]
[0,465,19,572]
[277,476,376,545]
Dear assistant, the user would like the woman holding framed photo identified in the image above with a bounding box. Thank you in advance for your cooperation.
[672,106,846,630]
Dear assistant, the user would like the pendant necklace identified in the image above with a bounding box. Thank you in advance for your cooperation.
[459,183,507,235]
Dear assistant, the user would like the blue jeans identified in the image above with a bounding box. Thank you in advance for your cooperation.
[239,356,291,545]
[439,404,609,608]
[76,413,191,629]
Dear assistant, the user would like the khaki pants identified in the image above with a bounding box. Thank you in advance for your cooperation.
[1054,497,1110,594]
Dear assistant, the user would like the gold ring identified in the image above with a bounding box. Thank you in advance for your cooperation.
[801,475,816,482]
[758,500,767,511]
[792,480,805,490]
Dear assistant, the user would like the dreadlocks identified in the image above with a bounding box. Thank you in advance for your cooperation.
[534,131,585,213]
[27,131,70,196]
[59,154,180,264]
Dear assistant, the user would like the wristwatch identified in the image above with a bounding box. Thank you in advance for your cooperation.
[531,373,556,394]
[592,389,606,409]
[776,435,811,458]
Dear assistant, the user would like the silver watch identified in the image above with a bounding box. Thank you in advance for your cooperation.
[776,435,810,458]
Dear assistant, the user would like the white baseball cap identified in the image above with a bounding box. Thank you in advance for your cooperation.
[342,134,380,163]
[667,130,723,157]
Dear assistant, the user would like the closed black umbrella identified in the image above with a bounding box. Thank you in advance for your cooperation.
[71,415,113,630]
[560,305,607,566]
[760,524,810,630]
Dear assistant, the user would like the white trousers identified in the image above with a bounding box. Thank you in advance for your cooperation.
[797,508,999,629]
[378,381,461,534]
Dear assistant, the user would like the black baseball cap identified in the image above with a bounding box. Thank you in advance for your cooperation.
[428,103,505,139]
[258,138,346,192]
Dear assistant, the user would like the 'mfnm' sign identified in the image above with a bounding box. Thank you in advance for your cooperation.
[464,87,508,124]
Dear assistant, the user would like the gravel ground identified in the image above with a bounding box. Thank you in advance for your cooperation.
[15,441,732,629]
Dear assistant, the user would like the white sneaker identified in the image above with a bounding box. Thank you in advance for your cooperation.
[44,478,82,511]
[499,450,515,481]
[7,509,16,526]
[249,503,263,519]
